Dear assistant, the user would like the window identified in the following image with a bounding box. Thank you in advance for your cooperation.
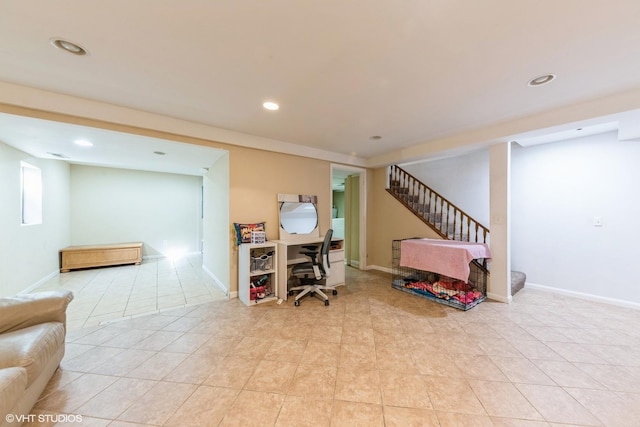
[21,161,42,225]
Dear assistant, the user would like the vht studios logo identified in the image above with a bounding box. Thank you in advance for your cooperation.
[5,413,83,424]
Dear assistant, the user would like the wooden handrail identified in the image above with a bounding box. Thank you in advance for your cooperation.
[386,164,490,245]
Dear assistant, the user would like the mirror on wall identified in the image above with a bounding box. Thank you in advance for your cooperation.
[278,194,319,240]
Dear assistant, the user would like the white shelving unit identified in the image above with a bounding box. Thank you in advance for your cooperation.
[238,242,278,306]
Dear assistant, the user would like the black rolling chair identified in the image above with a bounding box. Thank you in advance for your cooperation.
[288,229,337,306]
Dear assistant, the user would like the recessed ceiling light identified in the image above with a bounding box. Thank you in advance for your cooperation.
[369,135,382,140]
[528,74,556,87]
[263,101,279,111]
[50,38,88,56]
[153,151,166,155]
[74,139,93,147]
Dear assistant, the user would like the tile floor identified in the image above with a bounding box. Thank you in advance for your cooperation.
[34,254,228,331]
[28,266,640,426]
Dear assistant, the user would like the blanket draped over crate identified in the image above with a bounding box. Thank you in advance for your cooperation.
[399,238,492,282]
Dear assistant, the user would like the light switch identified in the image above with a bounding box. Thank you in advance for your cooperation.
[593,216,603,227]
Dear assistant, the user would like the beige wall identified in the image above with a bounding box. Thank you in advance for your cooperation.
[228,146,333,294]
[366,167,440,270]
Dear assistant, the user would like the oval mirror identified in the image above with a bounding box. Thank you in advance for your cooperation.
[279,202,318,234]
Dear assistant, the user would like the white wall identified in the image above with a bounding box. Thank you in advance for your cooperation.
[0,142,70,296]
[402,150,490,226]
[202,153,230,294]
[70,165,202,257]
[511,131,640,305]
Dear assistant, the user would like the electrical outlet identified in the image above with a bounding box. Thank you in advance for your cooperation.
[593,217,603,227]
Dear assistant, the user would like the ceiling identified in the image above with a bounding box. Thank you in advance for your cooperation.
[1,1,640,172]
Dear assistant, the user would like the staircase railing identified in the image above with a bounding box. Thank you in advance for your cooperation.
[386,164,490,245]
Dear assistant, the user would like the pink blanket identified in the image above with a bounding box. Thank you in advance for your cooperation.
[400,238,491,282]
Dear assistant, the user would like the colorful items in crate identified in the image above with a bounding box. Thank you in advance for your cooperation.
[250,274,271,301]
[403,277,482,304]
[233,222,266,245]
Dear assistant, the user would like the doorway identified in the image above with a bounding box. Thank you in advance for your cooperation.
[330,165,366,269]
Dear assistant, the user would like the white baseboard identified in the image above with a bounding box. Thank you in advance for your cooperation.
[525,282,640,310]
[486,292,512,304]
[229,291,238,299]
[366,265,393,274]
[201,264,230,297]
[20,269,60,294]
[350,260,360,268]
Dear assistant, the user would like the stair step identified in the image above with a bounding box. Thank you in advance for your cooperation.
[511,271,526,295]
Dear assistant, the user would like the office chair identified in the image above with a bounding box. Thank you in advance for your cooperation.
[288,229,337,306]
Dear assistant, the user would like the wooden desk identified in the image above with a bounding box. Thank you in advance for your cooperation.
[59,242,143,272]
[274,237,345,300]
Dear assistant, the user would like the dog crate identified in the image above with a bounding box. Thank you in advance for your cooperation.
[392,239,489,310]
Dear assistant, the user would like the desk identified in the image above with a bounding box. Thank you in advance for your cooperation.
[274,237,345,300]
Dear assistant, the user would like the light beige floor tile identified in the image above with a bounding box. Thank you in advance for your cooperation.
[516,383,601,426]
[452,354,509,381]
[263,338,307,363]
[422,376,486,415]
[34,373,118,413]
[566,387,640,427]
[300,340,340,366]
[164,385,239,427]
[36,369,84,401]
[574,363,635,392]
[131,330,183,351]
[204,356,257,388]
[437,411,495,426]
[100,329,156,348]
[330,400,384,427]
[309,325,343,343]
[23,410,110,427]
[116,381,196,425]
[89,348,156,376]
[275,395,332,427]
[126,351,188,380]
[232,336,275,359]
[74,377,156,419]
[339,342,377,368]
[545,341,608,364]
[533,360,606,389]
[219,390,285,427]
[468,379,543,420]
[383,406,440,427]
[375,345,416,373]
[161,332,211,354]
[489,417,551,426]
[244,359,298,394]
[379,371,432,409]
[490,356,556,385]
[288,364,337,399]
[162,352,223,384]
[334,367,381,404]
[61,346,124,373]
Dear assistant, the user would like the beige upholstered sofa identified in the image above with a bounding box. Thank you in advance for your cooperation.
[0,290,73,427]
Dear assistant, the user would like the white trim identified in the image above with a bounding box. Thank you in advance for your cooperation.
[486,292,512,304]
[19,269,59,294]
[525,282,640,310]
[202,264,229,297]
[350,260,360,268]
[367,265,392,274]
[229,291,239,299]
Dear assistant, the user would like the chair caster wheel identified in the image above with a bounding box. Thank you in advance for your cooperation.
[332,290,338,295]
[288,291,293,296]
[294,300,300,307]
[324,300,330,306]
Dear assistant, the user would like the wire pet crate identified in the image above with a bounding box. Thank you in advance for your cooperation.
[392,239,488,310]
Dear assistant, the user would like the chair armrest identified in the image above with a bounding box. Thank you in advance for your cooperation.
[0,290,74,334]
